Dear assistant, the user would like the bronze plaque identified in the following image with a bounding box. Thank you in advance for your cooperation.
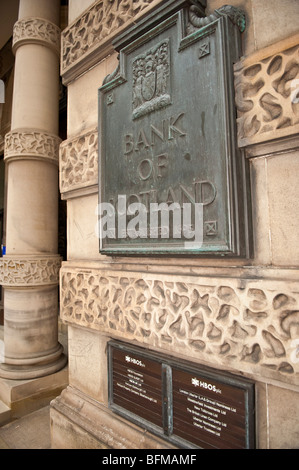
[172,367,254,449]
[99,4,251,257]
[108,342,255,448]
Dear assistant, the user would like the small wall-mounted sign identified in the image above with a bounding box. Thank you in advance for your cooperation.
[108,341,255,449]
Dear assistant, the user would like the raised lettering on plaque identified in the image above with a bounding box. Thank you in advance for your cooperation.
[99,2,251,256]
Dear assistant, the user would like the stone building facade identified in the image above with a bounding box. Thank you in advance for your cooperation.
[0,0,299,449]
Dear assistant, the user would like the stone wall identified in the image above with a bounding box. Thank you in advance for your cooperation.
[51,0,299,449]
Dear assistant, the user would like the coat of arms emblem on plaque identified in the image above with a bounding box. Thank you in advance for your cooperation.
[132,39,171,120]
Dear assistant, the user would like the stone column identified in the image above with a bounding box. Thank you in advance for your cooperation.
[0,0,67,379]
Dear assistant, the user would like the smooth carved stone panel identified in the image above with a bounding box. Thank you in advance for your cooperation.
[13,18,61,55]
[61,0,158,78]
[60,267,299,385]
[59,128,98,195]
[5,130,61,165]
[235,38,299,147]
[0,256,62,286]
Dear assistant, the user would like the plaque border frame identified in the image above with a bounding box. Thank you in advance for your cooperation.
[107,340,256,449]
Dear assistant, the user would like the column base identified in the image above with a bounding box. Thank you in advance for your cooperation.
[0,351,67,380]
[0,364,68,421]
[0,285,67,380]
